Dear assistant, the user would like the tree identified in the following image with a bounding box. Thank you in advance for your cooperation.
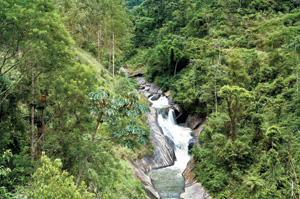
[283,36,300,94]
[19,152,95,199]
[76,90,149,185]
[219,85,253,140]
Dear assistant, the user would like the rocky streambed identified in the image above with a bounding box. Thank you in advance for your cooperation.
[128,76,210,199]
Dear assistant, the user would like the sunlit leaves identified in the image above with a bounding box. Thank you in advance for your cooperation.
[22,153,95,199]
[89,90,149,147]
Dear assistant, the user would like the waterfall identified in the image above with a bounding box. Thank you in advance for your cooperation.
[148,96,193,199]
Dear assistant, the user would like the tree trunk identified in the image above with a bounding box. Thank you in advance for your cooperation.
[292,179,294,197]
[296,47,298,94]
[109,42,112,73]
[226,98,236,140]
[97,25,102,61]
[174,61,178,76]
[76,113,103,187]
[31,67,35,161]
[112,32,115,79]
[215,73,218,114]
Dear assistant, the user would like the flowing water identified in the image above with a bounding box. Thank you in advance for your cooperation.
[148,96,193,199]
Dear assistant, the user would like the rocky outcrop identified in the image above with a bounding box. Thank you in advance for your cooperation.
[180,182,211,199]
[171,104,183,120]
[127,75,210,199]
[136,107,175,172]
[127,158,161,199]
[180,159,211,199]
[185,115,205,130]
[151,94,161,101]
[180,116,210,199]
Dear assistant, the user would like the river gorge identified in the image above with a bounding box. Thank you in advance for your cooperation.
[128,76,210,199]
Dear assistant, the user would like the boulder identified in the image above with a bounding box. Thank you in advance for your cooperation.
[185,115,205,130]
[144,86,150,91]
[188,137,196,152]
[165,91,171,97]
[128,69,145,78]
[192,125,206,137]
[144,91,152,98]
[150,84,159,93]
[180,183,211,199]
[171,104,183,120]
[180,159,211,199]
[151,94,161,101]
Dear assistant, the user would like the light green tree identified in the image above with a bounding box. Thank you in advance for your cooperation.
[19,152,95,199]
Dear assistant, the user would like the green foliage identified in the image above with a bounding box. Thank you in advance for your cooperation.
[126,0,300,198]
[19,153,95,199]
[89,90,150,148]
[0,0,150,198]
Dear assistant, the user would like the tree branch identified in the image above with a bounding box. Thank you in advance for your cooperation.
[1,51,26,77]
[0,21,12,29]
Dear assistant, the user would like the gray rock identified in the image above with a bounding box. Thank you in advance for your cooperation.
[151,94,161,101]
[144,86,150,91]
[136,107,175,171]
[144,91,152,98]
[127,158,161,199]
[165,91,171,97]
[180,183,211,199]
[171,104,183,120]
[180,159,211,199]
[185,115,205,130]
[150,84,159,93]
[188,137,196,152]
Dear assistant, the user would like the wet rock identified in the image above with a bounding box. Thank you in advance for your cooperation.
[164,91,173,104]
[192,124,206,137]
[165,91,171,97]
[151,94,161,101]
[144,87,150,91]
[188,137,196,152]
[182,159,198,187]
[180,159,211,199]
[136,107,175,171]
[144,91,152,98]
[171,104,183,120]
[185,115,205,130]
[127,158,161,199]
[150,84,159,93]
[180,183,211,199]
[137,77,146,84]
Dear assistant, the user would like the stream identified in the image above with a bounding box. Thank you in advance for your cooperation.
[148,96,193,199]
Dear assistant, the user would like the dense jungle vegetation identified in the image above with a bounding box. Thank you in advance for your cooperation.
[2,0,300,198]
[0,0,151,198]
[125,0,300,198]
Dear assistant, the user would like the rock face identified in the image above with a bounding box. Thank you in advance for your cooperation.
[151,94,161,101]
[171,104,183,120]
[180,183,211,199]
[127,158,161,199]
[180,159,211,199]
[185,115,205,130]
[136,107,175,172]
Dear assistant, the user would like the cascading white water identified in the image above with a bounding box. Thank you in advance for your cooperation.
[148,96,193,199]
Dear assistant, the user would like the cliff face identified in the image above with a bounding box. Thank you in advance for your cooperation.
[136,106,175,172]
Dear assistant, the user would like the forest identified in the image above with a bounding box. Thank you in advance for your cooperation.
[1,0,300,198]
